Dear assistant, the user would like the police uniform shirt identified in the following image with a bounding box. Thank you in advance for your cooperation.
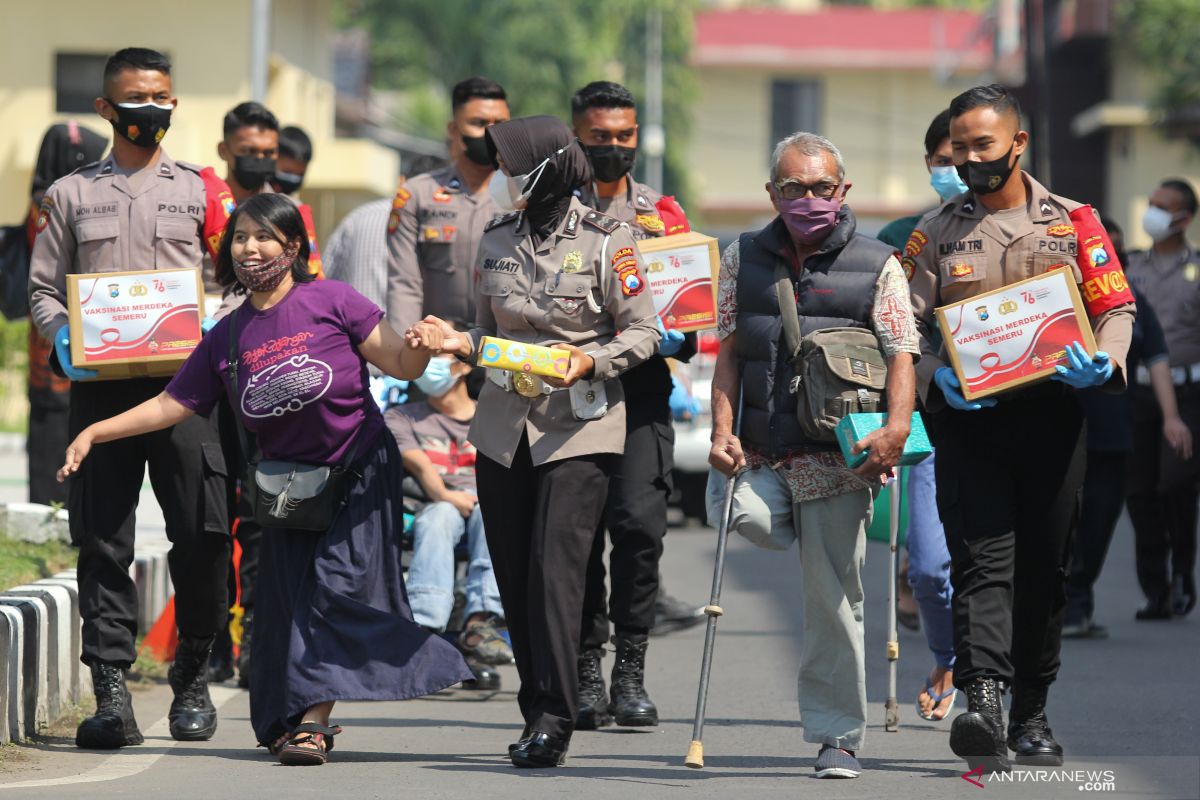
[1127,246,1200,367]
[386,165,498,328]
[29,151,220,339]
[580,179,669,241]
[907,171,1135,405]
[466,197,660,467]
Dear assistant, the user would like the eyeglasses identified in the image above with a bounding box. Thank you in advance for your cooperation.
[773,180,841,201]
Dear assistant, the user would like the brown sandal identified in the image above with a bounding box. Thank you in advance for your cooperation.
[278,722,342,766]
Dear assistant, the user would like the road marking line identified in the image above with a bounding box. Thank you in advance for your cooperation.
[0,686,240,790]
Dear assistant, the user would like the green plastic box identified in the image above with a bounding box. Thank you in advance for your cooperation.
[835,412,932,470]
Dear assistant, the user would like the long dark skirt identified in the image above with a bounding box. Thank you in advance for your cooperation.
[249,432,473,745]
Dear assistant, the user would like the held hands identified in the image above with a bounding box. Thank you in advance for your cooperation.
[851,424,909,483]
[57,431,94,483]
[544,344,594,388]
[52,324,98,382]
[1051,341,1113,389]
[1164,415,1194,460]
[934,366,996,411]
[709,432,746,477]
[405,316,463,356]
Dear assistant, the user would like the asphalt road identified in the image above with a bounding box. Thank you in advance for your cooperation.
[1,472,1197,799]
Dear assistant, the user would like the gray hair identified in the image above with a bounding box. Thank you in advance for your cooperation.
[770,132,844,184]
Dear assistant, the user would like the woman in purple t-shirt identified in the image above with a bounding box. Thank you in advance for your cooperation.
[57,194,473,765]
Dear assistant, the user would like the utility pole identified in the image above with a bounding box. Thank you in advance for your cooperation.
[250,0,271,103]
[644,6,665,190]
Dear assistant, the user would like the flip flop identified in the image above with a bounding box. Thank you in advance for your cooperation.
[916,677,957,721]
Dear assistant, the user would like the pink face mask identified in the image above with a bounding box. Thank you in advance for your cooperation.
[777,195,841,246]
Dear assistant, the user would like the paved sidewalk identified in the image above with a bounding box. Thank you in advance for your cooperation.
[0,489,1195,799]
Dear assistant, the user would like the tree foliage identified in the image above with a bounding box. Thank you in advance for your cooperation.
[335,0,697,202]
[1120,0,1200,115]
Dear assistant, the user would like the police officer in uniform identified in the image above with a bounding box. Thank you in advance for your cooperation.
[436,116,659,768]
[29,48,234,749]
[1125,178,1200,619]
[386,77,510,329]
[569,81,697,730]
[908,86,1134,773]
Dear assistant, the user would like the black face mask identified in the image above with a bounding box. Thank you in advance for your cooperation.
[105,100,172,149]
[956,141,1018,195]
[233,155,276,191]
[584,144,637,184]
[271,170,304,195]
[462,133,493,167]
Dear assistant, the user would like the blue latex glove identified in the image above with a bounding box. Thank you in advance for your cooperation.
[200,316,218,334]
[1051,341,1113,389]
[378,376,409,410]
[52,324,97,381]
[934,366,996,411]
[668,375,702,420]
[656,316,685,357]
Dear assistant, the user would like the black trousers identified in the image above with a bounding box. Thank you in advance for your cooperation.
[476,436,611,739]
[1127,385,1200,603]
[930,388,1083,689]
[27,388,70,506]
[580,391,673,649]
[215,395,261,611]
[1066,450,1128,621]
[69,379,232,668]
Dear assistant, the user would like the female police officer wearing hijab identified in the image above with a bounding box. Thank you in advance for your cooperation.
[432,116,659,767]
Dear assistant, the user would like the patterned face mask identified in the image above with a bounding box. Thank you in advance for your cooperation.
[234,240,300,292]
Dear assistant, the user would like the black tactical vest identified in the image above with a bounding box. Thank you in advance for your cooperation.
[735,208,894,456]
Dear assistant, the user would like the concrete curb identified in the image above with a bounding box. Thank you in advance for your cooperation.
[0,552,174,743]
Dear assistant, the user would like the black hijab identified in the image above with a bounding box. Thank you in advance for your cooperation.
[486,115,591,242]
[30,122,108,202]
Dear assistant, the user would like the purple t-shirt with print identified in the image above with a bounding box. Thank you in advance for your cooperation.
[166,280,385,465]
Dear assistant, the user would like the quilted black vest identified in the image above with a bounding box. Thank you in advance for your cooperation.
[735,208,894,456]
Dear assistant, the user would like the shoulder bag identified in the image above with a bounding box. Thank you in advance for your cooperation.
[774,262,888,442]
[225,306,369,531]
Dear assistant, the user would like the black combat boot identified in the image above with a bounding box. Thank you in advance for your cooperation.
[949,677,1010,774]
[168,635,218,741]
[207,624,234,683]
[575,648,612,730]
[1007,683,1064,766]
[608,634,658,727]
[236,611,253,689]
[76,663,144,749]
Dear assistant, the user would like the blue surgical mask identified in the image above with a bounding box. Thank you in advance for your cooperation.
[414,358,458,398]
[930,165,968,201]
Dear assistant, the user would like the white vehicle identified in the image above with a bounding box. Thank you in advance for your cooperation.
[670,331,719,521]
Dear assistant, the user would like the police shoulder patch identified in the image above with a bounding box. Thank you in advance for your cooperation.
[583,211,619,233]
[485,211,521,232]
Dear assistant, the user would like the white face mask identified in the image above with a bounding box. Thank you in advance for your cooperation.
[1142,206,1185,243]
[486,142,573,212]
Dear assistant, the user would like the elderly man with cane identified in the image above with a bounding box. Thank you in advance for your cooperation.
[700,132,918,779]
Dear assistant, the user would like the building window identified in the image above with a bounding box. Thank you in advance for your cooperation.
[770,79,822,151]
[56,53,109,113]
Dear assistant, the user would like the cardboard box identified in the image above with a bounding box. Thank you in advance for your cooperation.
[835,412,932,469]
[476,336,569,379]
[635,231,720,332]
[68,268,204,381]
[935,267,1097,400]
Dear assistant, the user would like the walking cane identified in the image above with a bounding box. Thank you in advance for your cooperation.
[685,393,743,769]
[884,467,902,732]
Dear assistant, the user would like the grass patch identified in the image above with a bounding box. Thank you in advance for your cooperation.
[0,537,75,590]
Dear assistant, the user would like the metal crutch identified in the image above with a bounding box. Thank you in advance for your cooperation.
[685,394,743,769]
[884,467,903,732]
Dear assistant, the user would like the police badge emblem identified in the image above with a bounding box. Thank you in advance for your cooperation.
[562,250,583,273]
